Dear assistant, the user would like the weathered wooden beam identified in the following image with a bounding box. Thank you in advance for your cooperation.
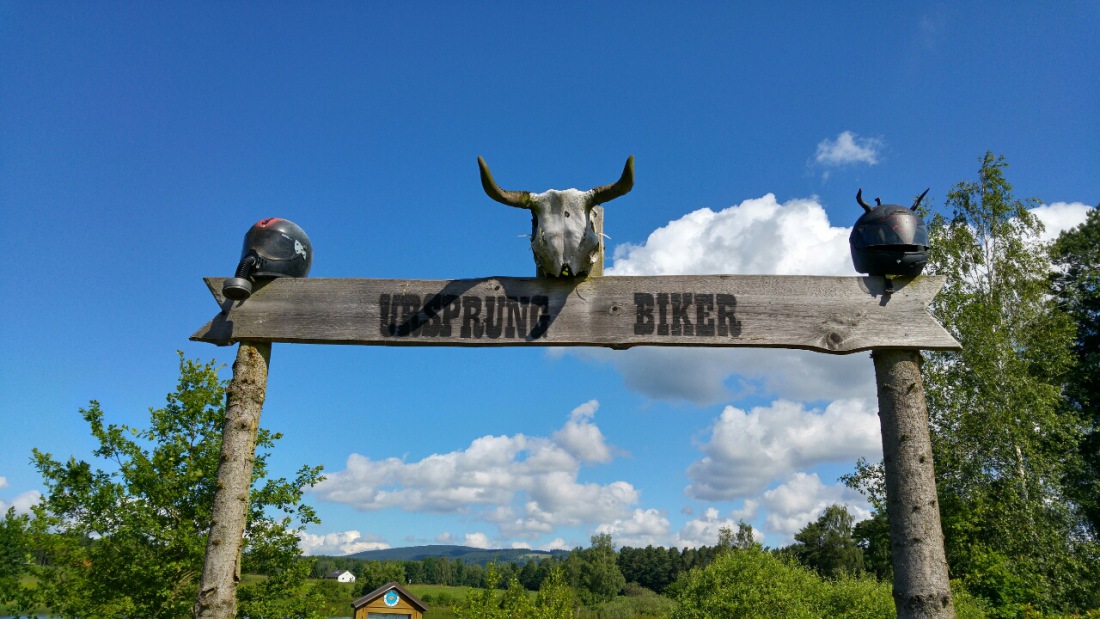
[191,275,959,354]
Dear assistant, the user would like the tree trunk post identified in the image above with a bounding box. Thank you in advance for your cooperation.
[194,341,272,619]
[872,349,954,619]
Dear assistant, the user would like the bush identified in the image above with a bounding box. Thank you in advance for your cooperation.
[671,548,991,619]
[670,549,823,619]
[592,584,676,618]
[420,590,456,607]
[822,575,895,619]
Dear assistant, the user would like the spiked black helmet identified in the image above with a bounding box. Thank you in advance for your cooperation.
[849,189,930,277]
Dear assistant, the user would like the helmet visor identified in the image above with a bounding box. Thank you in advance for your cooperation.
[855,212,929,247]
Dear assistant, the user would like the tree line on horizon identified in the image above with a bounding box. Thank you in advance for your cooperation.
[2,151,1097,618]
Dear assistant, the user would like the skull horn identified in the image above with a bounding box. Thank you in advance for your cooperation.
[478,156,532,209]
[856,188,873,213]
[591,156,635,206]
[911,188,930,211]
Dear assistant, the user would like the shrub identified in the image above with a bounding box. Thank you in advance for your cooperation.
[592,584,676,618]
[671,548,991,619]
[670,549,822,619]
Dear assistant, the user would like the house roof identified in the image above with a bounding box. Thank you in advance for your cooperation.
[351,581,429,612]
[325,569,354,578]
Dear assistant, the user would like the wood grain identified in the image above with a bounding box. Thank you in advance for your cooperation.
[191,274,960,354]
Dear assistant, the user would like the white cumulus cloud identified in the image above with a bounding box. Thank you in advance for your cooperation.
[552,400,613,463]
[0,476,41,515]
[758,472,872,544]
[311,402,642,541]
[1030,202,1094,242]
[814,131,884,167]
[686,399,881,501]
[608,195,854,278]
[298,529,390,556]
[540,537,571,551]
[675,507,746,548]
[595,508,672,548]
[464,532,493,549]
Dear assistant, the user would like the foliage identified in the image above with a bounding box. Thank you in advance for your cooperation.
[841,153,1099,615]
[734,520,761,551]
[840,459,892,581]
[0,509,29,582]
[715,520,759,555]
[670,547,989,619]
[920,152,1097,615]
[1051,206,1100,538]
[4,354,325,618]
[669,547,830,619]
[589,583,677,618]
[618,543,720,595]
[563,533,627,605]
[786,504,864,579]
[0,508,36,610]
[304,578,359,617]
[237,560,331,618]
[452,562,575,619]
[356,559,407,595]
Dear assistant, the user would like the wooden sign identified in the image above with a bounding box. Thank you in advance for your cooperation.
[191,274,959,354]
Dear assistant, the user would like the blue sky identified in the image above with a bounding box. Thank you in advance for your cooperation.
[2,3,1097,554]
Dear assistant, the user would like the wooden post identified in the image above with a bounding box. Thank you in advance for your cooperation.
[872,349,955,619]
[193,341,271,619]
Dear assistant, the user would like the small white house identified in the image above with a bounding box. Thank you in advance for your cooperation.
[324,569,356,583]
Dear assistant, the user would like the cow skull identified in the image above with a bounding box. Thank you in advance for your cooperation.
[478,156,634,278]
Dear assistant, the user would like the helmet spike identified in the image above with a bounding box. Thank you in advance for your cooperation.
[856,189,873,213]
[912,188,930,211]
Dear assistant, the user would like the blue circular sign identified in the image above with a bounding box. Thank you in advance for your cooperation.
[384,590,400,607]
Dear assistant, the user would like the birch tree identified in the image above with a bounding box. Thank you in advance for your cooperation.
[923,152,1089,614]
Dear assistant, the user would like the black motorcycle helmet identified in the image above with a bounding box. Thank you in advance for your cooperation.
[849,189,930,277]
[223,218,312,300]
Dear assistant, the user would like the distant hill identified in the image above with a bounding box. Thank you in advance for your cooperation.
[347,544,569,565]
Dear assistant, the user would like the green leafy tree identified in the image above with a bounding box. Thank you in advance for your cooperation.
[356,560,406,596]
[563,533,627,605]
[8,354,325,618]
[0,508,35,610]
[922,152,1092,614]
[670,546,838,619]
[716,524,735,552]
[735,519,762,550]
[787,504,864,579]
[453,561,575,619]
[518,558,540,590]
[841,459,892,581]
[617,544,679,594]
[1051,206,1100,538]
